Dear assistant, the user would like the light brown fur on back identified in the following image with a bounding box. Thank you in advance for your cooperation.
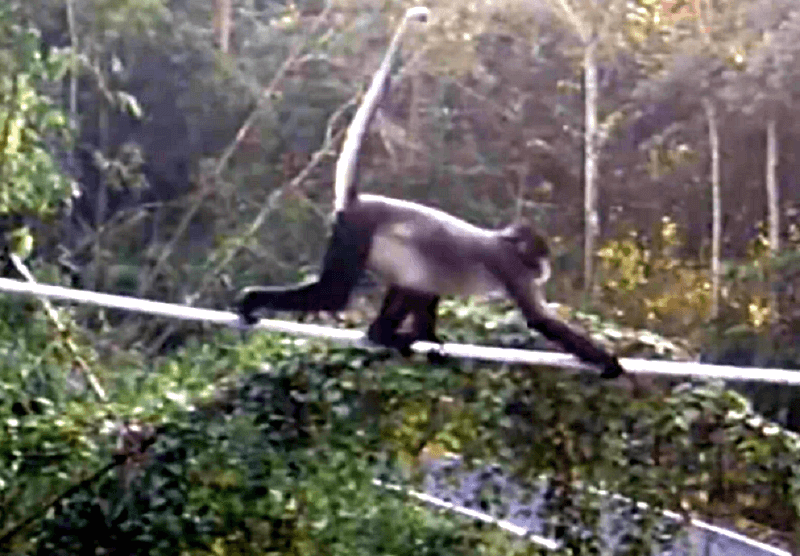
[344,194,546,297]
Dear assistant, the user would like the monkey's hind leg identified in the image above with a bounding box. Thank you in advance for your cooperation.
[236,215,371,324]
[409,293,442,344]
[406,293,448,365]
[367,286,416,355]
[367,286,444,361]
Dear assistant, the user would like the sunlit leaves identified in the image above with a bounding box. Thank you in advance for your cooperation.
[87,0,167,38]
[0,16,73,224]
[598,219,712,333]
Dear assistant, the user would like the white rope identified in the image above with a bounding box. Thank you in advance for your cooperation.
[391,459,793,556]
[1,276,799,385]
[373,478,559,550]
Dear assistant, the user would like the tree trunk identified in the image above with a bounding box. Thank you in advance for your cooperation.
[65,0,78,173]
[766,117,779,255]
[703,98,721,320]
[583,38,599,299]
[93,49,110,292]
[405,72,422,168]
[766,117,780,323]
[214,0,233,53]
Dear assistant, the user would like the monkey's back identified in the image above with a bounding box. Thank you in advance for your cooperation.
[346,195,504,297]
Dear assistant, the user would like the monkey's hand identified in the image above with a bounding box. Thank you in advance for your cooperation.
[599,356,625,379]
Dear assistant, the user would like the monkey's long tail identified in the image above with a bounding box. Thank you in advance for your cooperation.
[333,7,429,212]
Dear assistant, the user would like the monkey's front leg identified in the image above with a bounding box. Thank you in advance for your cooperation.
[502,279,625,379]
[526,313,624,378]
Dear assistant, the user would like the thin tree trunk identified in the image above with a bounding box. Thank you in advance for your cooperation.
[94,50,109,291]
[703,98,721,320]
[65,0,78,172]
[766,117,780,323]
[766,118,779,255]
[583,38,598,298]
[406,72,422,168]
[214,0,232,53]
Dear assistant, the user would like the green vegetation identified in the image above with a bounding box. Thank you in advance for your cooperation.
[3,303,800,554]
[1,0,800,553]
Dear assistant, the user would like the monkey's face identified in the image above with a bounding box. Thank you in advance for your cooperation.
[521,229,549,260]
[500,223,549,269]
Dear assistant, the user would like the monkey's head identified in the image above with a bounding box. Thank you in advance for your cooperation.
[498,223,551,285]
[500,223,549,264]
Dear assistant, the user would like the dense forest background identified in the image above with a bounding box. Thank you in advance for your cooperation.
[2,0,800,554]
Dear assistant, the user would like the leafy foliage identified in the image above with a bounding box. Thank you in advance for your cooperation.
[1,307,796,554]
[0,6,72,223]
[4,333,508,555]
[597,217,712,338]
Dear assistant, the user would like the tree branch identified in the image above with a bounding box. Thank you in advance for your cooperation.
[9,254,106,401]
[144,94,356,354]
[136,1,333,299]
[0,428,158,549]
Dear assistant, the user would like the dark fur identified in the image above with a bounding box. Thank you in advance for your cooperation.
[367,285,441,355]
[238,214,370,316]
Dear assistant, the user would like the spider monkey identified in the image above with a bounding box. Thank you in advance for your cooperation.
[236,7,624,379]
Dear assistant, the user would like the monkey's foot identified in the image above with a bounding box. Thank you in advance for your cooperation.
[366,323,414,356]
[599,357,625,379]
[234,288,261,325]
[426,346,449,366]
[237,310,259,326]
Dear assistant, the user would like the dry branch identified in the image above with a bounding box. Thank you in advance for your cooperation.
[137,1,334,299]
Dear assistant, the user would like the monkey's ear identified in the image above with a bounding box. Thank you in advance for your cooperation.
[500,223,549,268]
[515,239,540,268]
[527,232,549,258]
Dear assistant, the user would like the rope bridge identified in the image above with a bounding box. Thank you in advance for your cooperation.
[0,276,798,385]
